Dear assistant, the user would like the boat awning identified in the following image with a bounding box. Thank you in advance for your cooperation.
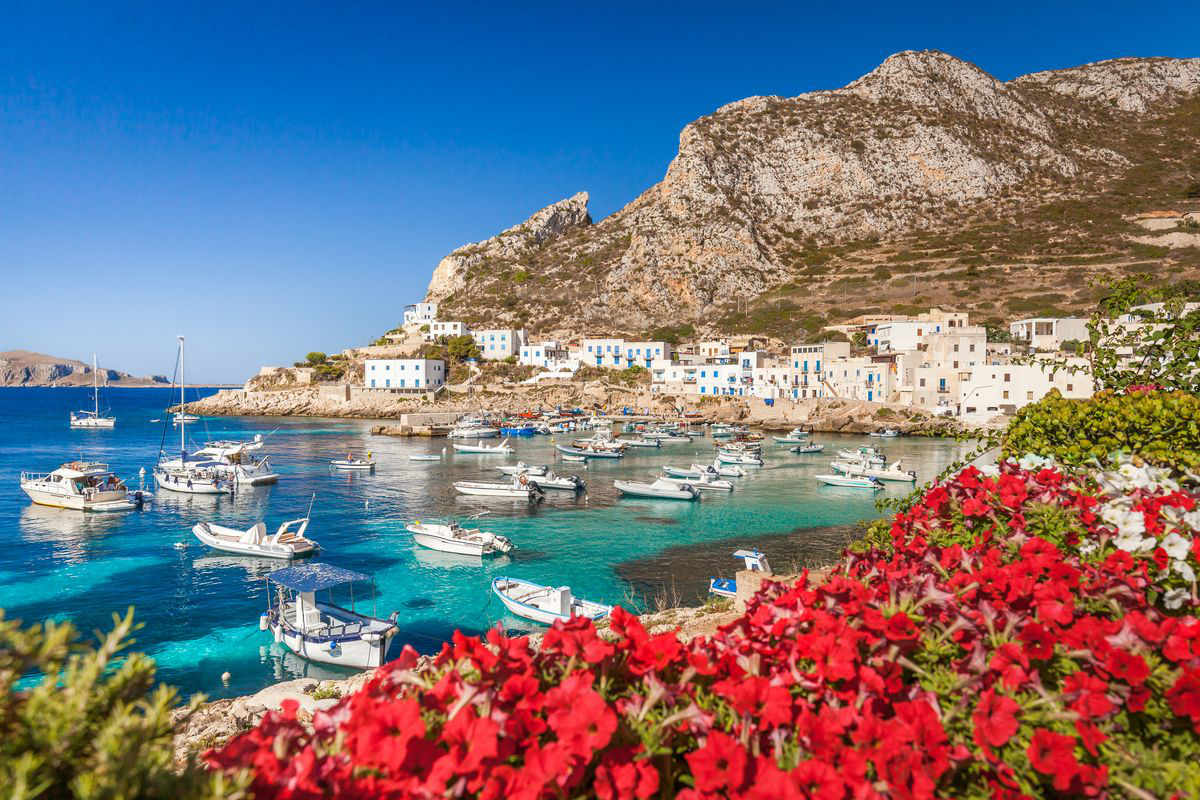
[267,563,369,592]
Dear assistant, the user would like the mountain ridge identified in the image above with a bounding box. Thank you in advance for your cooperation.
[423,50,1200,341]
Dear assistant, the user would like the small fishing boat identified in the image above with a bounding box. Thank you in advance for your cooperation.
[406,518,514,556]
[772,427,810,444]
[70,353,117,428]
[193,499,318,558]
[526,471,585,492]
[330,454,376,471]
[556,444,623,459]
[614,478,700,501]
[409,453,442,462]
[173,413,200,424]
[790,443,825,454]
[870,428,901,438]
[618,437,662,448]
[492,577,612,624]
[496,461,549,476]
[448,417,499,439]
[717,450,764,466]
[262,563,398,669]
[453,439,514,455]
[660,473,733,492]
[453,475,543,499]
[837,447,886,465]
[815,473,883,490]
[709,549,771,597]
[834,458,917,483]
[19,462,138,512]
[560,453,588,463]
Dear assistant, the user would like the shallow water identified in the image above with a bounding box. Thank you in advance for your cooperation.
[0,388,969,698]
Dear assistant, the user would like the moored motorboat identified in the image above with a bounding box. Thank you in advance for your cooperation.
[330,455,376,471]
[496,461,549,476]
[410,453,442,461]
[815,473,883,490]
[406,519,514,556]
[772,427,810,444]
[526,471,585,492]
[837,446,886,465]
[453,439,514,455]
[193,506,318,558]
[614,478,700,501]
[19,462,138,511]
[709,549,771,597]
[717,450,764,466]
[618,437,662,448]
[833,458,917,482]
[262,563,398,669]
[660,473,733,492]
[790,443,825,454]
[556,444,623,459]
[870,428,901,438]
[492,577,612,625]
[560,453,588,463]
[453,475,543,499]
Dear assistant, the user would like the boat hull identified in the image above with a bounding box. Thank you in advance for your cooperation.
[19,484,135,512]
[491,578,610,625]
[192,523,315,558]
[411,531,488,556]
[274,625,395,669]
[453,481,534,498]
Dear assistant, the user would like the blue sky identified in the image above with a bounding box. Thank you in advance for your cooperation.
[2,1,1196,382]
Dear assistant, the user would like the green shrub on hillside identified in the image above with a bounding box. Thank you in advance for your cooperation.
[1002,389,1200,472]
[0,609,245,799]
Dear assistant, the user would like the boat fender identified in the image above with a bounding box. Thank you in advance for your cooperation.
[259,614,269,631]
[328,641,340,653]
[273,627,282,643]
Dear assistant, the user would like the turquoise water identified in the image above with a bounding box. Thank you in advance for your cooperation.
[0,388,968,698]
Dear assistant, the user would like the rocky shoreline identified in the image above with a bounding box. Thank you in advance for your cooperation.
[183,383,973,436]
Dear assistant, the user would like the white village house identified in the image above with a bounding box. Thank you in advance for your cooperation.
[365,358,446,391]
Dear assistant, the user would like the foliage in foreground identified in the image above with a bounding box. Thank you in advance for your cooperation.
[1003,388,1200,472]
[0,609,245,800]
[209,441,1200,797]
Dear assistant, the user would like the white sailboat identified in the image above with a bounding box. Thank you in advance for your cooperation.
[69,354,116,429]
[155,337,231,495]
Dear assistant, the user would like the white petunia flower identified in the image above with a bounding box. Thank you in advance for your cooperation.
[1184,510,1200,533]
[1019,453,1050,471]
[1162,532,1193,561]
[1115,531,1157,554]
[977,463,1000,478]
[1101,505,1146,538]
[1175,560,1197,583]
[1165,588,1191,610]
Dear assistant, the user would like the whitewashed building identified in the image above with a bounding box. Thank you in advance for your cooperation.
[365,358,446,391]
[900,326,988,410]
[1009,317,1089,351]
[425,320,470,341]
[649,359,698,395]
[824,357,895,403]
[579,338,626,367]
[403,302,438,327]
[472,329,525,360]
[697,362,748,397]
[519,341,573,369]
[788,341,850,400]
[958,360,1093,421]
[618,341,670,368]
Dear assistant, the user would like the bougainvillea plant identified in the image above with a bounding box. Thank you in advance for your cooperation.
[209,452,1200,798]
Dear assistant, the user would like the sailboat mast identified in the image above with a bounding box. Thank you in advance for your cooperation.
[179,336,186,459]
[92,353,99,416]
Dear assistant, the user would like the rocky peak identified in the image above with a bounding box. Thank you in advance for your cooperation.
[1012,56,1200,112]
[425,192,591,302]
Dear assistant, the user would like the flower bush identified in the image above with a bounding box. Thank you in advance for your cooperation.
[208,446,1200,798]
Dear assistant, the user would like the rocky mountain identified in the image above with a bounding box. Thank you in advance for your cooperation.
[0,351,168,387]
[425,51,1200,340]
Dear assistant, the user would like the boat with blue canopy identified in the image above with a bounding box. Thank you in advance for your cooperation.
[261,563,398,669]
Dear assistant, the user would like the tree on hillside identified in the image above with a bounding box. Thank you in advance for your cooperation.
[446,335,481,361]
[305,352,327,366]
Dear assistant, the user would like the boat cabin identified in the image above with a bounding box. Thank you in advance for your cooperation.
[266,563,394,641]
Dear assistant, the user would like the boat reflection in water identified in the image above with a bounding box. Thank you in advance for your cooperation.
[18,503,127,562]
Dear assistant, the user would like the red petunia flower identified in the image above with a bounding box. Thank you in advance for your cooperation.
[685,730,748,793]
[1027,728,1080,790]
[972,689,1020,750]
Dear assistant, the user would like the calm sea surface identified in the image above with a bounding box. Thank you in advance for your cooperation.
[0,387,969,698]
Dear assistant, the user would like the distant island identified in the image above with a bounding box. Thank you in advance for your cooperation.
[0,350,170,387]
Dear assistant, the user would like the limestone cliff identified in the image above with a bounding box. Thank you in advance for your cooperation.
[0,351,167,387]
[425,51,1200,339]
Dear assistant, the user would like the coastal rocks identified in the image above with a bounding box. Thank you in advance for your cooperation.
[0,350,167,387]
[425,191,592,303]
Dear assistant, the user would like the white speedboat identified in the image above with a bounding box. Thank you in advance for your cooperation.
[203,434,265,454]
[263,563,398,669]
[491,577,611,625]
[331,455,375,471]
[790,443,825,454]
[19,462,137,511]
[834,458,917,483]
[837,447,887,465]
[815,473,883,490]
[453,439,513,455]
[496,461,549,476]
[614,478,700,501]
[448,417,498,439]
[660,473,733,492]
[618,437,662,448]
[193,513,318,559]
[717,451,764,466]
[556,444,623,459]
[453,475,542,499]
[870,429,901,438]
[69,353,116,429]
[409,453,442,462]
[560,453,588,463]
[173,413,200,424]
[406,519,514,556]
[773,427,810,444]
[525,471,585,492]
